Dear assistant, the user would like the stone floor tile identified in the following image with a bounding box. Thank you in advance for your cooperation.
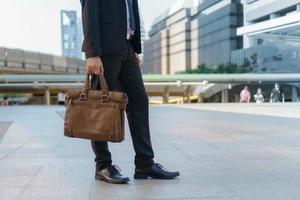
[0,188,23,200]
[225,180,300,200]
[0,105,300,200]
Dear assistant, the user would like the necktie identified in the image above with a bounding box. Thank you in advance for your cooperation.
[126,0,136,32]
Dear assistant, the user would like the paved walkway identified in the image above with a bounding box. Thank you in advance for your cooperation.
[0,104,300,200]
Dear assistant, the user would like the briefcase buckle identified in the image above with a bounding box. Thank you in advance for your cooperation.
[102,94,109,102]
[80,93,88,100]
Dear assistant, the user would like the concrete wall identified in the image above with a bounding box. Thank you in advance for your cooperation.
[0,48,6,67]
[245,0,300,22]
[192,0,243,67]
[143,0,243,74]
[6,49,24,68]
[53,56,67,72]
[143,32,164,74]
[143,8,192,74]
[40,53,54,72]
[0,47,85,74]
[232,0,300,73]
[24,51,40,69]
[66,57,79,74]
[168,16,192,74]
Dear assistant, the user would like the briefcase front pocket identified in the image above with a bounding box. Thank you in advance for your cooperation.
[64,100,124,142]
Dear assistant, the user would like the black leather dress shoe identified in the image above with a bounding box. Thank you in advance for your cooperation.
[134,163,180,179]
[95,165,130,184]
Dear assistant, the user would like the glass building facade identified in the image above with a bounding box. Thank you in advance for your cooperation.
[61,10,83,59]
[232,0,300,72]
[143,0,243,74]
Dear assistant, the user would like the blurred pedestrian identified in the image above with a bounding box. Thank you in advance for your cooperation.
[1,96,9,106]
[240,86,251,103]
[58,92,65,105]
[270,83,285,103]
[254,88,265,104]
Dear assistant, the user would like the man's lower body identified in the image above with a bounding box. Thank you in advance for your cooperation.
[90,41,179,184]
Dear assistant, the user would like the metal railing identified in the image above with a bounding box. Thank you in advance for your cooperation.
[1,74,300,105]
[2,74,300,84]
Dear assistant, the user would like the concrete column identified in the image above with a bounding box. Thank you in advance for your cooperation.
[222,89,229,103]
[162,86,170,104]
[292,86,299,102]
[297,4,300,12]
[244,21,256,48]
[44,89,51,105]
[197,94,204,103]
[234,94,239,102]
[184,86,192,103]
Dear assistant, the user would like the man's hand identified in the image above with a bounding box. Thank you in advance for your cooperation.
[135,53,141,67]
[86,56,104,75]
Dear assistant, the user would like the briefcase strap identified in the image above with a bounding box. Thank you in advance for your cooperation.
[80,74,110,102]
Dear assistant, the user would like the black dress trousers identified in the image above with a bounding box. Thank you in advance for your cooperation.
[90,41,154,170]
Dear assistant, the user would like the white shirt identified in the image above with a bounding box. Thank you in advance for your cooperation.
[125,0,135,35]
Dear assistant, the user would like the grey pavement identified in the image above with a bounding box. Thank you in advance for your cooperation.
[0,104,300,200]
[0,122,12,140]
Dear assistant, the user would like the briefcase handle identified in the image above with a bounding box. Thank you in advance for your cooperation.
[81,74,110,102]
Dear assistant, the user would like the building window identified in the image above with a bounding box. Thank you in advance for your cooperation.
[237,36,243,49]
[64,34,69,41]
[258,39,263,45]
[64,42,69,49]
[71,42,75,49]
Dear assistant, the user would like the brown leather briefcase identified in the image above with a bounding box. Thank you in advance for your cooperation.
[64,74,128,142]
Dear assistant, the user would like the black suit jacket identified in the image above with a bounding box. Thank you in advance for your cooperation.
[80,0,142,58]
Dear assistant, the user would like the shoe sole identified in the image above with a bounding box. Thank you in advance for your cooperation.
[134,173,180,180]
[134,173,149,179]
[95,174,130,184]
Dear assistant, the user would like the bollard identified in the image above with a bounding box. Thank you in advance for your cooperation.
[197,94,204,103]
[185,86,192,103]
